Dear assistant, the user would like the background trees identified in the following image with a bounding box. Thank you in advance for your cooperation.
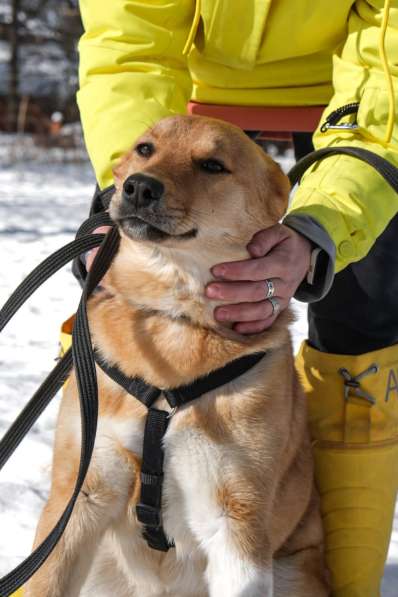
[0,0,83,132]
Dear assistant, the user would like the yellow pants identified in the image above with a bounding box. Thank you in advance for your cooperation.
[296,341,398,597]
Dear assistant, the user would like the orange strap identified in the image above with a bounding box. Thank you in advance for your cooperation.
[187,102,325,139]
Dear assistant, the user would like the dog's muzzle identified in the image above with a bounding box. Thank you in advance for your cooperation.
[122,173,165,210]
[115,173,197,242]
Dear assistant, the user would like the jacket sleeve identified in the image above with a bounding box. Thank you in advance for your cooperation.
[77,0,195,189]
[286,0,398,274]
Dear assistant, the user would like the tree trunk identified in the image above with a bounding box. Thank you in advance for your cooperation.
[8,0,20,132]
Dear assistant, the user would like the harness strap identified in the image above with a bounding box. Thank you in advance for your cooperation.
[94,350,266,409]
[163,352,266,408]
[94,351,162,407]
[137,409,173,552]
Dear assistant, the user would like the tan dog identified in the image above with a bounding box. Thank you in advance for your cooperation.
[27,116,329,597]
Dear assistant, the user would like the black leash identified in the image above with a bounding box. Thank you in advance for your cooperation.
[0,212,112,472]
[0,145,397,594]
[288,145,398,191]
[0,211,118,597]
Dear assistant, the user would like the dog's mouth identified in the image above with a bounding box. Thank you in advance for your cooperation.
[117,214,198,242]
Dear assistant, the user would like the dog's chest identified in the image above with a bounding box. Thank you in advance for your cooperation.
[91,411,223,594]
[95,409,226,523]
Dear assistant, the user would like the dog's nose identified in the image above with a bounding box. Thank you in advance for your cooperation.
[122,174,164,209]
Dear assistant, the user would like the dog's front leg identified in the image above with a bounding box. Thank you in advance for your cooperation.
[25,480,116,597]
[170,440,274,596]
[204,521,273,597]
[25,444,138,597]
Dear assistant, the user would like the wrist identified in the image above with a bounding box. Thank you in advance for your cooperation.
[283,214,335,302]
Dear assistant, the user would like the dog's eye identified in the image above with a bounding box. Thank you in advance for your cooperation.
[200,159,227,174]
[135,143,154,158]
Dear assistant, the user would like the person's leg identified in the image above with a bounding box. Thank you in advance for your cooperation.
[293,133,398,596]
[296,340,398,597]
[292,132,315,162]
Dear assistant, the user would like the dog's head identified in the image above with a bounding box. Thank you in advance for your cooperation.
[108,115,290,331]
[111,115,289,257]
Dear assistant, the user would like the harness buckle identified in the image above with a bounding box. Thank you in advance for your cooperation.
[141,472,163,487]
[163,388,183,409]
[136,503,162,528]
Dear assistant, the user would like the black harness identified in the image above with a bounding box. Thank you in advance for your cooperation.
[0,146,397,596]
[95,349,265,551]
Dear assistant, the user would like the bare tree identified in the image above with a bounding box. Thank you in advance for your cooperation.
[7,0,20,131]
[1,0,83,131]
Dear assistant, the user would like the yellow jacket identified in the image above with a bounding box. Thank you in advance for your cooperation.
[77,0,398,273]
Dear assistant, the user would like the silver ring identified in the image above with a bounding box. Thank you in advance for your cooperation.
[268,296,280,316]
[264,279,275,299]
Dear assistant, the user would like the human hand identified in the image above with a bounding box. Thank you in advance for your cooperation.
[85,226,112,272]
[206,224,312,334]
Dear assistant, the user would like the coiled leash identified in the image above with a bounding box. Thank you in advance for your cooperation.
[0,146,398,596]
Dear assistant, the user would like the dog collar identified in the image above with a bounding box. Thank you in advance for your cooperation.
[94,349,266,552]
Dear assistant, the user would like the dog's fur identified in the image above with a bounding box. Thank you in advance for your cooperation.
[26,116,329,597]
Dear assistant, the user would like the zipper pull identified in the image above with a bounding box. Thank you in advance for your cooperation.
[320,102,360,133]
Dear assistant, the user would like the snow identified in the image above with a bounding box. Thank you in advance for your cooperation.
[0,137,397,594]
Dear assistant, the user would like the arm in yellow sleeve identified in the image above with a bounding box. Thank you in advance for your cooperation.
[77,0,195,189]
[286,0,398,274]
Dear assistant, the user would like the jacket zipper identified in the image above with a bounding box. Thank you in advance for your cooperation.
[320,102,360,133]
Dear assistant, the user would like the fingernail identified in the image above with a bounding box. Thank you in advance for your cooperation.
[212,265,227,278]
[216,308,228,321]
[206,284,221,298]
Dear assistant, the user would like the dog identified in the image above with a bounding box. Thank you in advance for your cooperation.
[26,115,329,596]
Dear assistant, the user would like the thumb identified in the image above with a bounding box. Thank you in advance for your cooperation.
[86,225,112,271]
[247,224,287,258]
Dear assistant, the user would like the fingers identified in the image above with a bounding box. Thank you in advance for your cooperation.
[211,255,283,282]
[207,225,313,334]
[86,226,112,271]
[93,226,113,235]
[206,279,284,303]
[247,223,288,258]
[214,297,287,324]
[211,225,311,288]
[207,277,288,335]
[234,318,275,335]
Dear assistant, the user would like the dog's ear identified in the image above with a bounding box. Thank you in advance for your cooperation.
[258,152,291,222]
[113,150,134,190]
[267,162,291,221]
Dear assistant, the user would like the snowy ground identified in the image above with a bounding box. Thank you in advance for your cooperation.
[0,136,397,594]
